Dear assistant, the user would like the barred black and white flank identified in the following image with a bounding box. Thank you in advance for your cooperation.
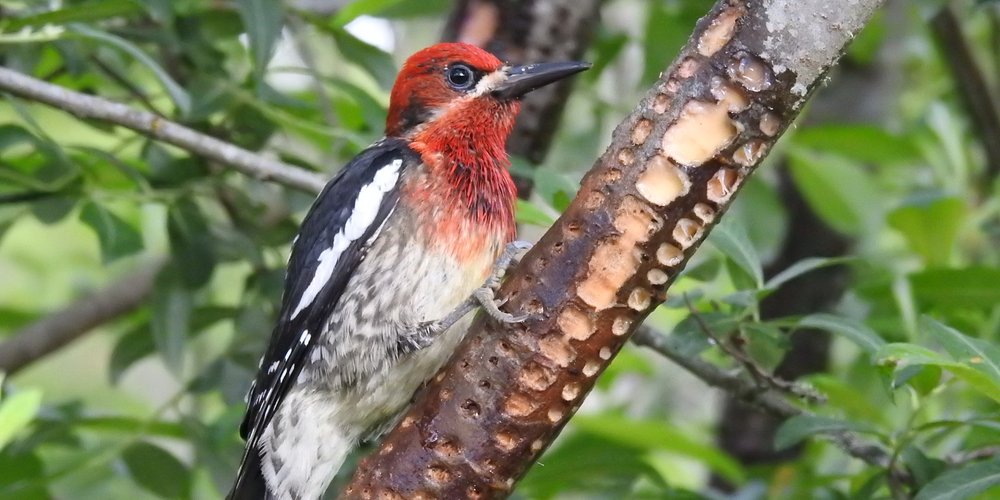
[228,137,504,500]
[227,43,588,500]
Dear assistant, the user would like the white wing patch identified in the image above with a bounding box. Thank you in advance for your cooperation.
[290,159,402,320]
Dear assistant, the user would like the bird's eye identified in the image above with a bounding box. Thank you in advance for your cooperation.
[446,64,476,90]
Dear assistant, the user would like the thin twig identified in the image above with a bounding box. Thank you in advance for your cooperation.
[946,445,1000,465]
[89,55,164,115]
[0,66,326,194]
[0,257,166,375]
[631,324,896,470]
[682,295,825,403]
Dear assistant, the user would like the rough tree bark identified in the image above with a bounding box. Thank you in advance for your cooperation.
[443,0,602,195]
[343,0,886,498]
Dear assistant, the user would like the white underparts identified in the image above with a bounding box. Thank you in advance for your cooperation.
[290,160,402,320]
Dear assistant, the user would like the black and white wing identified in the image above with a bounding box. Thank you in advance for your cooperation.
[236,137,419,459]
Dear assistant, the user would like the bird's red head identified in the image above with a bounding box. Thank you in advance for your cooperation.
[387,42,589,250]
[386,42,590,142]
[386,43,505,137]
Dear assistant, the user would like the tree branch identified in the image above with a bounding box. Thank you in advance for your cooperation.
[631,325,894,469]
[930,5,1000,185]
[0,257,165,375]
[344,0,886,497]
[0,66,326,194]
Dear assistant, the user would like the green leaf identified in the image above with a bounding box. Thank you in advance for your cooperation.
[327,78,388,132]
[532,168,577,212]
[586,32,629,83]
[774,415,880,451]
[122,441,191,499]
[167,198,216,288]
[798,314,886,355]
[516,199,555,227]
[572,415,745,484]
[79,202,143,263]
[330,27,397,89]
[70,416,186,439]
[235,0,284,78]
[742,322,790,370]
[67,24,191,115]
[708,218,763,288]
[921,316,1000,389]
[0,120,79,191]
[667,311,739,357]
[110,307,235,383]
[331,0,405,27]
[894,365,942,395]
[793,124,919,165]
[150,272,193,373]
[914,459,1000,500]
[0,388,43,450]
[875,343,1000,403]
[901,445,946,489]
[109,327,147,384]
[3,0,143,31]
[887,194,965,266]
[31,195,77,225]
[0,124,36,151]
[0,451,48,498]
[910,267,1000,310]
[764,257,848,292]
[518,433,666,499]
[846,11,885,65]
[641,3,699,85]
[376,0,451,17]
[786,147,881,236]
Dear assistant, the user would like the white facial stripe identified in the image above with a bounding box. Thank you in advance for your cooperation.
[290,159,402,320]
[472,68,509,97]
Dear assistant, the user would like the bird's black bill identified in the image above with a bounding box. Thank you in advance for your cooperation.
[493,61,591,100]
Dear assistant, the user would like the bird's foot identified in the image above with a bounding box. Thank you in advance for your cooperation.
[398,241,532,355]
[475,240,532,324]
[483,240,532,290]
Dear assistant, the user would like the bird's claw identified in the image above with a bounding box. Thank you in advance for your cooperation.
[473,287,528,324]
[475,241,532,324]
[486,240,532,289]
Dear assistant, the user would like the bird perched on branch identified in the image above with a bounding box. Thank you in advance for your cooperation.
[229,43,588,500]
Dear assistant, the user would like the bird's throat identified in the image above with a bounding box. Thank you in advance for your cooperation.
[408,99,519,243]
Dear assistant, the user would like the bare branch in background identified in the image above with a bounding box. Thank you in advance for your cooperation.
[0,257,165,375]
[0,67,326,194]
[946,445,1000,466]
[344,0,888,497]
[631,325,895,470]
[931,5,1000,185]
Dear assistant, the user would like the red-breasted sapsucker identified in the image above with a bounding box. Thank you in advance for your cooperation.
[228,43,588,500]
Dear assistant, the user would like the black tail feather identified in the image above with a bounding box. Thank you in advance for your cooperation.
[227,446,271,500]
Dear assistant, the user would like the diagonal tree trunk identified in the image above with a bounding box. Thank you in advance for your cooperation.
[343,0,886,497]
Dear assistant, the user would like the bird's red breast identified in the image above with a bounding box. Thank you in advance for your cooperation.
[389,43,519,263]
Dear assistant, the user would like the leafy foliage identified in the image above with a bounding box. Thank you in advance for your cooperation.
[1,1,998,499]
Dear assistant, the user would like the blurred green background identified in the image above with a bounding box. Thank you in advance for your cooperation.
[1,0,999,498]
